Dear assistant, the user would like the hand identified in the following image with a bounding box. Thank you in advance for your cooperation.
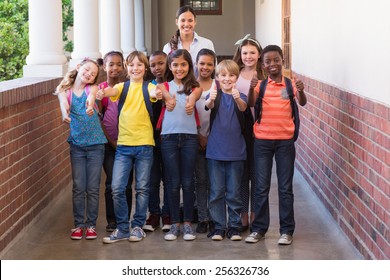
[250,71,258,88]
[293,75,304,92]
[198,134,207,150]
[185,96,195,115]
[86,100,94,116]
[165,93,176,111]
[209,84,217,101]
[232,84,240,100]
[61,102,71,123]
[96,89,104,100]
[155,87,163,100]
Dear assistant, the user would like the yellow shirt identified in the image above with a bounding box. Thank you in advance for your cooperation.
[111,81,156,146]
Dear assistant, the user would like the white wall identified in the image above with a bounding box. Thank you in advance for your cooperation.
[255,0,282,47]
[291,0,390,105]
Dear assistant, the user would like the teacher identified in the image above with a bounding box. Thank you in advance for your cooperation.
[163,5,215,76]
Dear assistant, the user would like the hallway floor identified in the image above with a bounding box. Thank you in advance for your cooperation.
[0,168,363,260]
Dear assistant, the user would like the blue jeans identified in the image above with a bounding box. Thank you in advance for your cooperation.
[208,159,244,231]
[195,149,210,222]
[102,143,132,225]
[251,138,296,235]
[111,145,153,233]
[70,143,104,228]
[148,138,169,216]
[161,134,198,224]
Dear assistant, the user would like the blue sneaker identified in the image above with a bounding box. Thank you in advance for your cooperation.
[164,224,180,241]
[128,227,146,242]
[102,229,130,244]
[183,224,196,241]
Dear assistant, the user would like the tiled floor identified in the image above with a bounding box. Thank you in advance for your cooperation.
[0,168,363,260]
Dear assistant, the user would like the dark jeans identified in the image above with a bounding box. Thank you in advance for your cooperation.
[148,138,169,216]
[251,138,296,235]
[103,143,132,225]
[161,133,198,224]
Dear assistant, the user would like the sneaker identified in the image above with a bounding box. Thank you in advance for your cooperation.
[70,227,83,240]
[164,224,180,241]
[102,229,130,244]
[207,229,225,241]
[196,221,208,233]
[227,228,242,241]
[129,227,146,242]
[85,227,97,240]
[183,224,196,241]
[278,233,293,245]
[106,223,117,232]
[162,216,171,232]
[142,214,160,232]
[245,232,265,243]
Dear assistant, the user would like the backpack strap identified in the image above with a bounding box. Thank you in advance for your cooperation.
[284,77,300,141]
[67,85,99,112]
[118,81,130,117]
[210,80,245,133]
[117,80,154,125]
[156,82,200,130]
[254,78,268,124]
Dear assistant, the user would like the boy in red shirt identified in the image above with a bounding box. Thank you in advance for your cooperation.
[246,45,306,245]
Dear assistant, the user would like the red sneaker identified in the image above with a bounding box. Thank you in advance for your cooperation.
[142,214,160,232]
[70,227,83,240]
[85,227,97,240]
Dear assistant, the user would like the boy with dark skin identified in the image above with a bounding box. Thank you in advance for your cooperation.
[246,45,306,245]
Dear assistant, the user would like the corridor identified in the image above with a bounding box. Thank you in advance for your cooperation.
[0,167,362,260]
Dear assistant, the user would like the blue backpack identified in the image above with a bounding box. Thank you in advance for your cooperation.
[254,77,300,141]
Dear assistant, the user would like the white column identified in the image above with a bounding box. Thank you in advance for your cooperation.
[23,0,68,77]
[100,0,122,56]
[134,0,147,53]
[120,0,136,57]
[70,0,101,68]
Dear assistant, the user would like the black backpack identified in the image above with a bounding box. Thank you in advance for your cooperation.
[254,77,300,141]
[117,80,154,126]
[209,80,245,134]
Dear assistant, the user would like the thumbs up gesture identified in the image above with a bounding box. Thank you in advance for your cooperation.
[185,95,195,115]
[165,93,176,112]
[293,75,304,93]
[232,83,240,100]
[250,71,258,88]
[209,83,217,101]
[85,99,94,116]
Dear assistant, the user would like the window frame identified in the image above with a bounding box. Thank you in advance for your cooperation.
[180,0,222,15]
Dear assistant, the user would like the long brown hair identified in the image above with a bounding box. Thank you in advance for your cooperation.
[169,6,196,51]
[166,49,199,95]
[232,38,265,80]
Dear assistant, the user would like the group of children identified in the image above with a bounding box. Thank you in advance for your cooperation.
[55,31,306,246]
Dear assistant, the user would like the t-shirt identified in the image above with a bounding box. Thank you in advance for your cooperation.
[253,77,296,140]
[111,81,156,146]
[160,81,198,135]
[206,91,247,161]
[99,82,119,141]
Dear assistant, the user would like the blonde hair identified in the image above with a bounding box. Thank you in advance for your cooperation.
[215,60,240,77]
[55,58,100,94]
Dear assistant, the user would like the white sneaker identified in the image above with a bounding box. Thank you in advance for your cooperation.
[245,232,265,243]
[278,233,293,245]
